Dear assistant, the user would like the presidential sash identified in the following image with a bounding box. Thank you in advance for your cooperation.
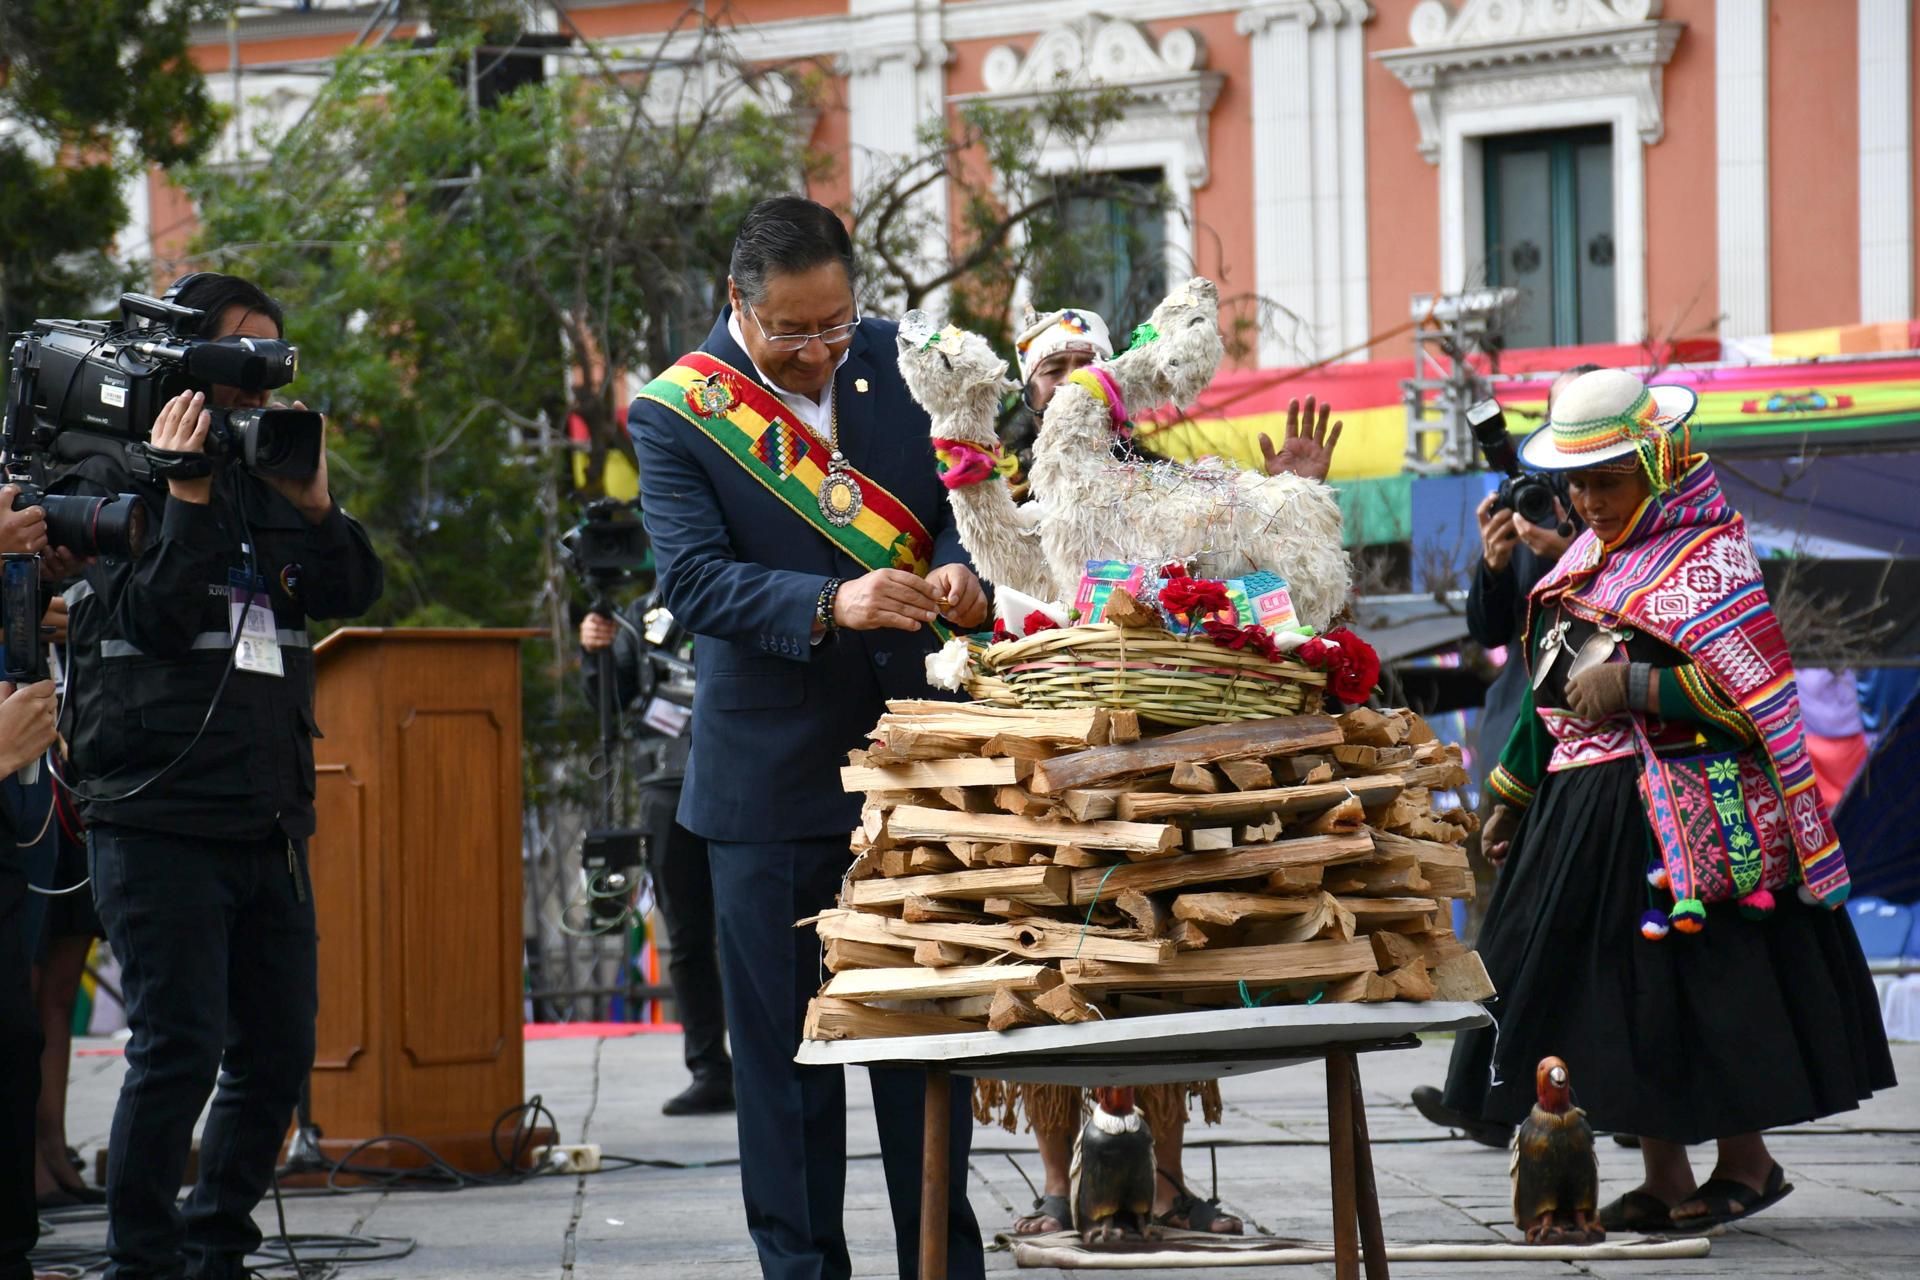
[638,353,956,640]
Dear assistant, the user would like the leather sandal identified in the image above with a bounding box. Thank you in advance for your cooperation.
[1014,1193,1071,1236]
[1670,1162,1793,1233]
[1598,1188,1673,1233]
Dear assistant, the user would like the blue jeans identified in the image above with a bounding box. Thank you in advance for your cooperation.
[90,824,317,1280]
[708,837,983,1280]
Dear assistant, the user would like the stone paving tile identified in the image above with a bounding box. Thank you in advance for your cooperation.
[51,1030,1919,1278]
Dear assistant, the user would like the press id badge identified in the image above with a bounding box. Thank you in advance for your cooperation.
[229,567,284,677]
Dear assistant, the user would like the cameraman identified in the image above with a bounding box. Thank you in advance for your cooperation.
[58,273,383,1280]
[580,594,732,1116]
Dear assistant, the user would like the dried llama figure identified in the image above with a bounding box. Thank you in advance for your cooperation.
[897,277,1350,629]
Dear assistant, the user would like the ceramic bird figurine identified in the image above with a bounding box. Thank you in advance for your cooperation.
[1072,1086,1158,1244]
[1511,1056,1604,1245]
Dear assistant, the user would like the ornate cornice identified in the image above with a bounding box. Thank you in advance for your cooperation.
[1375,1,1683,162]
[1236,2,1374,37]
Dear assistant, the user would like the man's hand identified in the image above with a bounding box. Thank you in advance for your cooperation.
[0,485,48,555]
[580,612,616,652]
[1258,396,1343,481]
[40,596,67,645]
[41,547,91,582]
[152,390,214,506]
[0,680,57,778]
[924,563,988,629]
[1511,498,1574,563]
[1483,804,1517,869]
[833,568,945,632]
[1476,493,1519,573]
[262,402,333,523]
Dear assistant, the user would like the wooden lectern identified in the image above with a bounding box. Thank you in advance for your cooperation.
[305,627,543,1173]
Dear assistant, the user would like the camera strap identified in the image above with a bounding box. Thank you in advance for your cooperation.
[139,444,214,481]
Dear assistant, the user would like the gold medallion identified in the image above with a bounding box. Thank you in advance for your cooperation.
[818,453,863,526]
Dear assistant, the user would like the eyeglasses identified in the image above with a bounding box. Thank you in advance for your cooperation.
[746,301,861,353]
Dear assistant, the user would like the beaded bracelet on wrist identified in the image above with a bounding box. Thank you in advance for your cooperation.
[816,578,843,634]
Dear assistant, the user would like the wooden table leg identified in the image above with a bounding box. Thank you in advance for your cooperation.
[1326,1054,1359,1280]
[921,1067,952,1280]
[1346,1053,1390,1280]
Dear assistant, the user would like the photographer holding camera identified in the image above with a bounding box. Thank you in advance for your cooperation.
[1409,363,1593,1148]
[579,592,732,1116]
[53,273,383,1280]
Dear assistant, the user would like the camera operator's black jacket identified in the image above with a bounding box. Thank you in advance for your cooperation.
[581,590,692,786]
[58,456,383,841]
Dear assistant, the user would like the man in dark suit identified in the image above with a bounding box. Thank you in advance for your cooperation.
[629,196,988,1280]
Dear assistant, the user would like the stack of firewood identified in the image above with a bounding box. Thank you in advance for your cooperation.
[803,702,1496,1041]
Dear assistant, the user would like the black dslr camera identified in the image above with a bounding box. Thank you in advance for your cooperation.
[1466,398,1572,536]
[3,291,323,516]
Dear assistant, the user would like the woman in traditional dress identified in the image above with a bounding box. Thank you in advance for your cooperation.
[1442,369,1893,1233]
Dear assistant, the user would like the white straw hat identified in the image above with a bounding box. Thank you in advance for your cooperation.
[1519,368,1697,474]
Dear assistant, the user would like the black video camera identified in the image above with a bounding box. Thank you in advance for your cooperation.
[3,291,323,509]
[1466,398,1571,536]
[560,499,650,605]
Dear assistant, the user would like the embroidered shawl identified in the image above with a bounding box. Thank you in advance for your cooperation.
[1531,459,1850,904]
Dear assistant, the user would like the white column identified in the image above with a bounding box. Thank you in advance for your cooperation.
[1240,2,1372,366]
[1858,0,1913,323]
[1715,0,1769,337]
[845,0,949,298]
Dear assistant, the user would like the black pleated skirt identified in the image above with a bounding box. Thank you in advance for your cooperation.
[1443,757,1895,1145]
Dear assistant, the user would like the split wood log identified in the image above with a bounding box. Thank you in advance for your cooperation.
[846,864,1074,908]
[1218,759,1275,791]
[847,848,884,882]
[1303,763,1335,784]
[995,786,1055,818]
[1265,865,1326,893]
[982,733,1059,761]
[1241,894,1353,945]
[1338,708,1409,747]
[1170,762,1224,793]
[913,940,980,968]
[1432,951,1496,1001]
[1056,776,1170,822]
[881,847,963,878]
[1296,795,1365,836]
[1234,814,1285,844]
[1101,588,1163,630]
[1114,889,1169,938]
[841,756,1031,793]
[988,987,1054,1031]
[939,786,1000,813]
[1066,832,1374,905]
[1403,712,1438,744]
[1384,960,1437,1001]
[877,702,1111,748]
[982,897,1070,920]
[884,805,1182,859]
[1034,984,1109,1024]
[1172,891,1332,926]
[1168,918,1238,950]
[1401,760,1473,790]
[1185,827,1235,852]
[1322,854,1428,896]
[813,907,1173,966]
[902,897,989,924]
[821,962,1063,1002]
[1332,744,1415,770]
[1059,938,1377,993]
[1052,846,1118,869]
[1032,714,1344,795]
[1115,776,1403,826]
[803,997,981,1041]
[1269,754,1330,784]
[824,938,917,972]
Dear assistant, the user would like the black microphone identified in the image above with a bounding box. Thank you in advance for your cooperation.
[131,335,298,390]
[183,336,298,390]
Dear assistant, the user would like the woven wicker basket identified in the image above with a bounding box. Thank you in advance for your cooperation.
[966,623,1326,727]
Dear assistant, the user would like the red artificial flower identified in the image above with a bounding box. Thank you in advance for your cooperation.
[1296,637,1330,666]
[991,620,1015,643]
[1022,610,1059,637]
[1319,628,1381,703]
[1201,618,1283,661]
[1158,577,1231,622]
[1160,562,1189,580]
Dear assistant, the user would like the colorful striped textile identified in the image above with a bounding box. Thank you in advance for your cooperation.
[1531,461,1850,904]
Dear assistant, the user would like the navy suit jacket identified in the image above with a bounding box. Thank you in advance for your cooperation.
[629,310,973,842]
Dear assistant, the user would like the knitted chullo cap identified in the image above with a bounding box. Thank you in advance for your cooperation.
[1014,306,1113,383]
[1520,368,1699,493]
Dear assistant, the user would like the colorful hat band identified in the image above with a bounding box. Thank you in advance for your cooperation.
[1548,385,1689,494]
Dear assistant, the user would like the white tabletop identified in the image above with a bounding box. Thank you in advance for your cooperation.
[795,1001,1491,1085]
